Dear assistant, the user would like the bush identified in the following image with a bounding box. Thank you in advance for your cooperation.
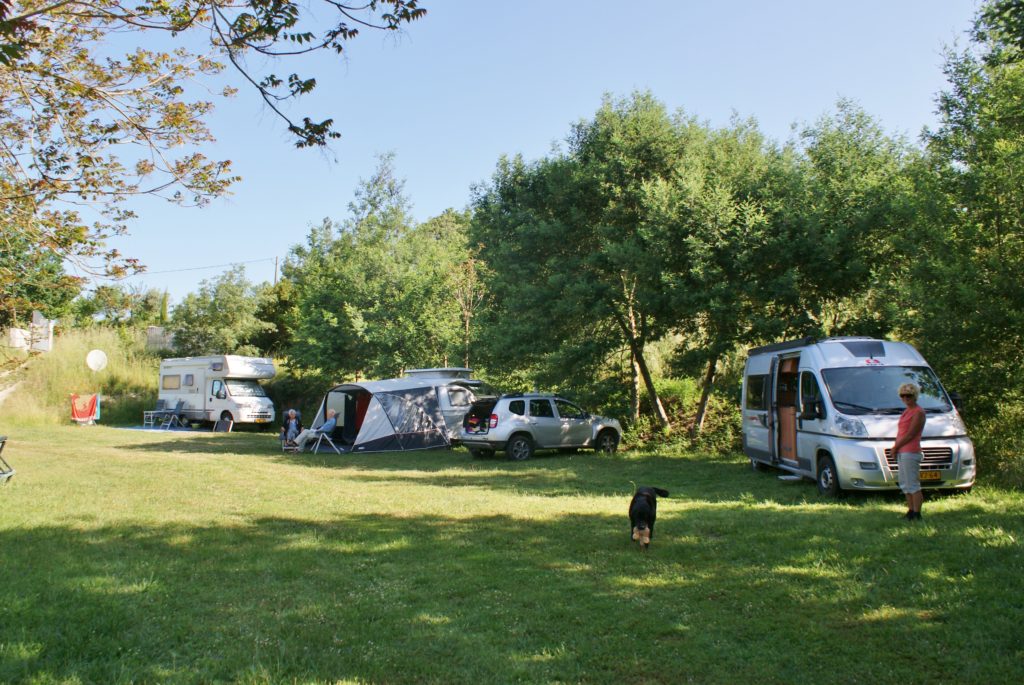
[624,377,741,454]
[972,400,1024,489]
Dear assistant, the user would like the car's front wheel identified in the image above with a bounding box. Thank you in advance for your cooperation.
[594,429,619,454]
[506,435,535,461]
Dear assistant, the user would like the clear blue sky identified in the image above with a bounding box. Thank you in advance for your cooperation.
[103,0,981,304]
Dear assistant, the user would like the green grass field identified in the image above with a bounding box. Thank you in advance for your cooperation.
[0,427,1021,684]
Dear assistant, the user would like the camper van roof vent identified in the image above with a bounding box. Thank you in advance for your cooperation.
[837,340,885,358]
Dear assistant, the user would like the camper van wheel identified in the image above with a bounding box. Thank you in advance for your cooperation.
[220,411,234,423]
[506,435,535,461]
[816,455,844,498]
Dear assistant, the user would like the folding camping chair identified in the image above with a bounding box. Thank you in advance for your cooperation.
[143,399,166,428]
[0,436,14,484]
[311,427,342,455]
[160,399,185,429]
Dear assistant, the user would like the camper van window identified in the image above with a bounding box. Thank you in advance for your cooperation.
[225,380,267,397]
[822,366,951,414]
[162,375,181,390]
[184,374,194,387]
[745,375,768,410]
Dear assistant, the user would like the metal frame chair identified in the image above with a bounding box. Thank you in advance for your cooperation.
[311,429,342,455]
[0,436,14,484]
[143,399,167,428]
[160,399,185,429]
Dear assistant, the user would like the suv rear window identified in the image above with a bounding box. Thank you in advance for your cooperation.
[509,400,525,415]
[529,399,554,417]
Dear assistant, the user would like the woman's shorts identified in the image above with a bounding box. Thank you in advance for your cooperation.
[897,452,923,494]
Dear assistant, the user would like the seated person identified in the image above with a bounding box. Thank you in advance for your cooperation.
[280,409,303,446]
[292,409,338,451]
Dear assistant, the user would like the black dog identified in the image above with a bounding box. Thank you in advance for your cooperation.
[629,486,669,550]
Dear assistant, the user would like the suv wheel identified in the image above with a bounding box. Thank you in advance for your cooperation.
[506,435,534,461]
[594,429,619,454]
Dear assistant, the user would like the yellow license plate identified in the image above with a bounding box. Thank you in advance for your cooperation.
[920,471,941,480]
[254,418,269,423]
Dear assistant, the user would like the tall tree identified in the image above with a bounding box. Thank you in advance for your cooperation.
[911,0,1024,418]
[0,1,427,284]
[471,93,680,429]
[286,155,466,379]
[169,265,272,355]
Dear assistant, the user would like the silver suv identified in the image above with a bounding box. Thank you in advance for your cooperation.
[460,393,622,460]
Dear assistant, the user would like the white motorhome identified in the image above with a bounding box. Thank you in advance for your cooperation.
[158,355,276,427]
[742,337,975,496]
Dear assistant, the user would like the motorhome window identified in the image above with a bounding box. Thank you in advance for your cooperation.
[447,387,472,407]
[800,372,824,415]
[225,380,267,397]
[822,366,951,414]
[509,400,525,415]
[162,375,181,390]
[745,375,767,410]
[211,362,224,371]
[529,399,555,418]
[184,374,194,387]
[554,399,585,419]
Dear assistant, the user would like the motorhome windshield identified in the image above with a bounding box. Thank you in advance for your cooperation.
[821,366,951,415]
[225,380,267,397]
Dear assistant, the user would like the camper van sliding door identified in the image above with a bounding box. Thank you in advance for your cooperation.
[767,355,779,463]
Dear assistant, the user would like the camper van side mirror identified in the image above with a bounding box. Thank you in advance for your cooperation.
[949,391,963,413]
[217,390,227,400]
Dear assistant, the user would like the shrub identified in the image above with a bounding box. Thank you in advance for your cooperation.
[971,400,1024,489]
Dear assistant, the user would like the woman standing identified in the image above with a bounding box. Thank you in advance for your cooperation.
[893,382,927,520]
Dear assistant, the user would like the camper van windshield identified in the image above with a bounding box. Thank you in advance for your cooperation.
[225,380,267,397]
[821,366,951,415]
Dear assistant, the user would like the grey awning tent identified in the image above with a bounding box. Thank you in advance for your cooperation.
[309,378,451,453]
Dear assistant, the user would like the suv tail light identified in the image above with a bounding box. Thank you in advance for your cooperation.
[489,413,498,428]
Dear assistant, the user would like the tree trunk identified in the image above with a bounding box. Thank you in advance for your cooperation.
[630,351,641,423]
[692,352,719,437]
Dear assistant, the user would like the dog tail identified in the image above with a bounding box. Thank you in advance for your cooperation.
[653,487,669,497]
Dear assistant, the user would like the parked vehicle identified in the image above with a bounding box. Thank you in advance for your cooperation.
[403,368,498,441]
[742,337,975,496]
[158,355,276,427]
[460,393,621,460]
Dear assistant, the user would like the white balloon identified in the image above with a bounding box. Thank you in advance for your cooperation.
[86,349,108,372]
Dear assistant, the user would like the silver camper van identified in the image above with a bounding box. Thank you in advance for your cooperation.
[742,337,975,496]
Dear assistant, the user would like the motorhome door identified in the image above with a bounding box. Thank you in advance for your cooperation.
[209,379,232,420]
[766,355,779,463]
